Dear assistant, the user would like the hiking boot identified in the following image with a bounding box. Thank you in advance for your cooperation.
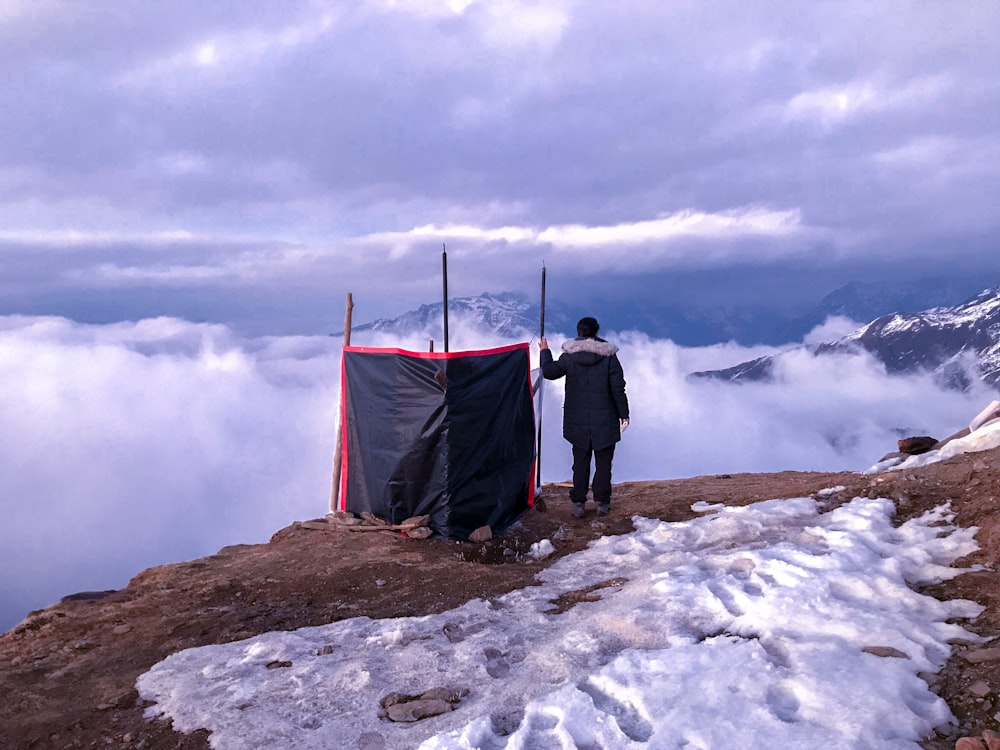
[571,503,586,518]
[596,503,610,517]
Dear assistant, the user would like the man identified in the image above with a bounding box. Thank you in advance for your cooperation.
[539,316,630,518]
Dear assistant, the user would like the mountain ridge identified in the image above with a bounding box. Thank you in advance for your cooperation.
[691,286,1000,388]
[349,277,989,347]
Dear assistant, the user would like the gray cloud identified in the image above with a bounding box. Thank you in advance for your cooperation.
[1,1,995,281]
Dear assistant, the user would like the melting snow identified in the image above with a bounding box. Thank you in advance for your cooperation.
[138,495,981,749]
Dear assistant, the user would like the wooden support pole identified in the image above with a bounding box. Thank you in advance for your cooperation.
[442,244,449,353]
[329,292,354,513]
[536,264,546,492]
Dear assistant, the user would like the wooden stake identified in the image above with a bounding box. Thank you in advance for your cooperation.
[536,264,546,493]
[442,244,449,353]
[329,292,354,513]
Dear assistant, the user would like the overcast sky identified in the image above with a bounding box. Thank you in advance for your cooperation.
[2,1,1000,631]
[2,1,998,332]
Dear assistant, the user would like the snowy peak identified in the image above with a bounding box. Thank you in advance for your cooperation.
[692,286,1000,388]
[353,291,566,339]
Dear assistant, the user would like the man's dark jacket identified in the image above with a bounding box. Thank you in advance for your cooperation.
[541,337,629,450]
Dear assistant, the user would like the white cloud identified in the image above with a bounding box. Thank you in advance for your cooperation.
[873,135,960,168]
[1,316,993,633]
[364,206,803,256]
[537,208,802,247]
[371,0,568,47]
[802,315,862,345]
[0,0,56,24]
[782,74,951,128]
[115,9,341,90]
[0,317,339,632]
[563,331,992,482]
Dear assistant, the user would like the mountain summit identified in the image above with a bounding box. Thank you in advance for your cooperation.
[352,291,564,339]
[691,286,1000,389]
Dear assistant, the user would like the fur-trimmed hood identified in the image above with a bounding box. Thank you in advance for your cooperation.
[561,337,619,357]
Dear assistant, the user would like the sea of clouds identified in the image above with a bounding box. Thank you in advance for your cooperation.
[1,313,993,632]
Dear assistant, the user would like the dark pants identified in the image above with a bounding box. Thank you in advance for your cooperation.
[570,442,616,506]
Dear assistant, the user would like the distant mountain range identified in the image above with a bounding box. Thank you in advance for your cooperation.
[691,287,1000,389]
[588,277,986,346]
[352,278,989,348]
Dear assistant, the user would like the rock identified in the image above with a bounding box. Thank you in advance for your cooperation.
[962,648,1000,663]
[898,436,938,455]
[877,451,905,463]
[469,526,492,542]
[380,686,468,721]
[380,692,409,708]
[265,660,292,669]
[328,512,363,526]
[400,515,431,528]
[420,686,469,703]
[385,698,454,722]
[967,680,992,698]
[862,646,908,659]
[59,590,117,603]
[919,671,942,687]
[112,624,132,635]
[317,645,334,656]
[361,512,388,526]
[405,527,433,539]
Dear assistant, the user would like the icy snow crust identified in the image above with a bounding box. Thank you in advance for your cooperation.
[138,497,981,749]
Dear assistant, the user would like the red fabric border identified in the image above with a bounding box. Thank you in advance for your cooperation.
[343,341,529,359]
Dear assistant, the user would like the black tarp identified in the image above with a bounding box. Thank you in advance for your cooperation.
[338,342,536,540]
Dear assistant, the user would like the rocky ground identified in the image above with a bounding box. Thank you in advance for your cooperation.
[2,448,1000,750]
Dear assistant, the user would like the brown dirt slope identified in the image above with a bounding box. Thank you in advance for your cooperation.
[1,448,999,749]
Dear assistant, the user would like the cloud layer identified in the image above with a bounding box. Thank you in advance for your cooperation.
[2,315,994,632]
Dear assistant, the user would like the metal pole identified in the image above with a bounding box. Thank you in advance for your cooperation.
[535,264,546,492]
[442,244,449,353]
[329,292,354,513]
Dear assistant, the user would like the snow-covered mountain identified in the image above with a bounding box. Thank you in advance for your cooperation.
[691,287,1000,389]
[785,278,984,338]
[352,291,569,339]
[350,278,987,347]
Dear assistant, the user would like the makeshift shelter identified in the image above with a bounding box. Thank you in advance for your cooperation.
[337,342,537,540]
